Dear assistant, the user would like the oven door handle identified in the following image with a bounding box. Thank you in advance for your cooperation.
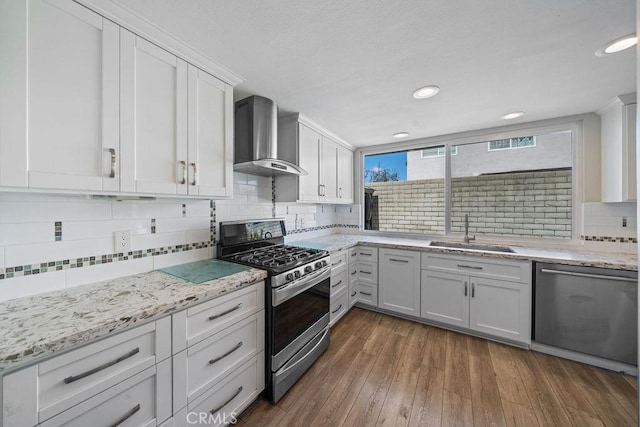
[273,267,331,307]
[276,327,329,377]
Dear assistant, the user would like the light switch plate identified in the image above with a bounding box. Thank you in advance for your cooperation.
[114,230,131,253]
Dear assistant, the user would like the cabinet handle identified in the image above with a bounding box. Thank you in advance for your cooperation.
[339,187,343,198]
[389,258,409,263]
[322,184,326,196]
[464,282,468,296]
[178,160,187,184]
[359,291,372,296]
[190,162,198,186]
[457,264,483,270]
[109,403,141,427]
[472,283,475,298]
[106,148,116,178]
[331,304,343,314]
[210,386,243,414]
[209,341,243,365]
[332,280,343,288]
[351,251,357,257]
[351,270,357,275]
[318,185,323,196]
[208,303,243,321]
[359,270,371,274]
[64,347,139,384]
[351,291,356,297]
[360,252,372,256]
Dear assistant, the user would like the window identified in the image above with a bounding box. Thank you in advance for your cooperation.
[488,136,535,151]
[363,129,573,240]
[421,146,457,158]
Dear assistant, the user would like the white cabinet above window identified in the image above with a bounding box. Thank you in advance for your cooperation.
[275,114,354,204]
[599,93,637,202]
[0,0,235,198]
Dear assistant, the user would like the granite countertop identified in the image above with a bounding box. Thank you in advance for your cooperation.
[292,234,638,271]
[0,266,267,374]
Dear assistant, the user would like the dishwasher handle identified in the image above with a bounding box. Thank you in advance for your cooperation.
[539,268,637,283]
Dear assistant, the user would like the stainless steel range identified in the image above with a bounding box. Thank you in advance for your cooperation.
[218,219,331,403]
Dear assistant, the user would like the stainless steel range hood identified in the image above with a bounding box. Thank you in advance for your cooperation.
[234,95,307,176]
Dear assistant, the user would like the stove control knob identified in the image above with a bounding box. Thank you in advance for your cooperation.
[286,273,294,282]
[294,271,301,279]
[321,260,328,267]
[315,261,323,269]
[304,266,313,273]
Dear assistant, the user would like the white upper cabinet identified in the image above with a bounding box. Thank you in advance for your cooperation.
[336,145,353,203]
[120,31,188,195]
[275,114,354,204]
[0,0,119,191]
[600,93,637,202]
[186,66,233,197]
[0,0,235,198]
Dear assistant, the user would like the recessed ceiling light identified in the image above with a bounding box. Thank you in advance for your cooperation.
[501,111,525,120]
[393,132,409,139]
[412,85,440,99]
[596,33,637,56]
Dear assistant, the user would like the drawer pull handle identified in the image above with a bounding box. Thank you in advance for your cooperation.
[472,283,475,298]
[210,386,243,414]
[110,403,140,427]
[208,303,243,321]
[178,160,187,184]
[351,270,357,275]
[351,291,357,297]
[332,259,343,266]
[464,282,468,296]
[106,148,117,178]
[331,304,343,314]
[351,251,357,256]
[457,264,483,270]
[360,253,372,256]
[389,258,409,263]
[360,291,372,296]
[209,341,243,365]
[332,280,343,288]
[359,271,371,275]
[64,347,140,384]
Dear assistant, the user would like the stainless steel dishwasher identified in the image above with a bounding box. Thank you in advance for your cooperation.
[534,262,637,365]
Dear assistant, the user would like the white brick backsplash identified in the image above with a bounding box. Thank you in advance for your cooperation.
[0,248,4,269]
[5,238,113,267]
[155,217,210,233]
[63,219,151,240]
[111,202,182,219]
[0,270,66,302]
[65,257,154,289]
[0,201,111,223]
[131,232,187,251]
[153,247,212,269]
[0,222,51,246]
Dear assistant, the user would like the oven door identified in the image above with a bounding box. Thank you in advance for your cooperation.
[271,267,330,370]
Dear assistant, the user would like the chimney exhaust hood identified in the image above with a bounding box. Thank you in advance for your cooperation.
[234,95,307,176]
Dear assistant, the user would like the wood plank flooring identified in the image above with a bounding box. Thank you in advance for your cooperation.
[236,308,638,427]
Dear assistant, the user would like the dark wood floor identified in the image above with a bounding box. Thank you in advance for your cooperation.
[236,308,638,426]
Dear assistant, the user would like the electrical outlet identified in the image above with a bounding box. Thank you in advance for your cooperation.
[114,230,131,253]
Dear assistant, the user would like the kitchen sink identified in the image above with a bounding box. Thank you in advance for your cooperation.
[429,241,515,253]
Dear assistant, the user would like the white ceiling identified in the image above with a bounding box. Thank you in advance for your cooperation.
[113,0,636,147]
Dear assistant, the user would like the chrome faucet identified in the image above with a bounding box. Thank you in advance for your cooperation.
[463,213,475,244]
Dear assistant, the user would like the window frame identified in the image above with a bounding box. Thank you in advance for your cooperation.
[356,117,584,246]
[420,145,458,158]
[487,136,536,151]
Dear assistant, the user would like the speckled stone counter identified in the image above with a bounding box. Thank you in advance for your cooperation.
[0,267,267,374]
[292,234,638,271]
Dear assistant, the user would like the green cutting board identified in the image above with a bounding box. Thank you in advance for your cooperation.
[160,259,252,284]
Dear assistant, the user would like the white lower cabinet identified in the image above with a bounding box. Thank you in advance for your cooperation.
[1,281,266,427]
[378,248,420,316]
[421,254,531,344]
[330,250,348,325]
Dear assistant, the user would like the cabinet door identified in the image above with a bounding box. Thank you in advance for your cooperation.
[469,277,530,344]
[378,249,420,316]
[624,103,637,201]
[120,30,188,195]
[187,65,233,197]
[297,124,321,202]
[321,136,339,203]
[420,270,469,328]
[336,145,353,203]
[1,0,119,190]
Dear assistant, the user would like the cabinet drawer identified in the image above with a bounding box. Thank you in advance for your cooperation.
[173,281,265,351]
[37,318,170,421]
[357,283,378,307]
[175,352,265,426]
[330,251,347,272]
[330,268,348,297]
[349,281,358,307]
[173,312,265,410]
[330,289,348,324]
[348,261,358,284]
[422,253,531,283]
[41,360,171,427]
[357,261,378,285]
[348,246,359,261]
[357,247,378,261]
